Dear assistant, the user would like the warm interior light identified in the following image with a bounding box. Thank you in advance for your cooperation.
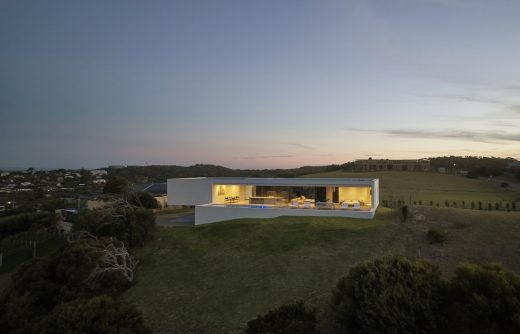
[217,185,226,196]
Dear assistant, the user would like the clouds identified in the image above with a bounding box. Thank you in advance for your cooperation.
[346,128,520,144]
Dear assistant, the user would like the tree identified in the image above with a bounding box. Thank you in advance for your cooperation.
[246,301,318,334]
[443,263,520,334]
[330,256,445,334]
[73,202,155,248]
[136,192,159,209]
[103,177,130,195]
[39,295,150,334]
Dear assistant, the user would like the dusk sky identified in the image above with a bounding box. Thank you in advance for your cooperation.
[1,0,519,169]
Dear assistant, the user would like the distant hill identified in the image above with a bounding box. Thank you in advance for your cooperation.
[106,156,518,184]
[106,164,344,183]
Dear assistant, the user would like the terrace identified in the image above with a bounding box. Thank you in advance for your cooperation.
[167,177,379,224]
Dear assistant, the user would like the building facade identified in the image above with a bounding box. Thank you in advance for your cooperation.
[167,177,379,225]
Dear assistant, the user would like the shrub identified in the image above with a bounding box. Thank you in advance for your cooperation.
[430,200,433,206]
[399,205,409,222]
[136,192,159,209]
[513,202,517,211]
[330,256,445,334]
[445,200,449,207]
[0,213,54,239]
[478,201,482,210]
[103,176,130,195]
[246,301,317,334]
[436,202,440,207]
[453,201,457,207]
[462,201,465,208]
[427,227,447,244]
[500,182,509,188]
[443,263,520,334]
[418,200,422,205]
[495,202,500,210]
[39,295,151,334]
[488,203,492,211]
[74,206,155,248]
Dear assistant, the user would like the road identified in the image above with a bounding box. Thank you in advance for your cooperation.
[155,212,195,227]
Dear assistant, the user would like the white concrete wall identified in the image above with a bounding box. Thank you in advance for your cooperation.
[167,178,213,206]
[195,205,376,225]
[372,179,379,209]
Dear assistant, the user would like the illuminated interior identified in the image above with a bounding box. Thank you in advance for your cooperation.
[211,184,372,210]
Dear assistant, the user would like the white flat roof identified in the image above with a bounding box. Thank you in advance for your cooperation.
[168,177,376,187]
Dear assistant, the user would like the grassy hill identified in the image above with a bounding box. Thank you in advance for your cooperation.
[303,171,519,204]
[125,171,520,332]
[125,208,413,333]
[126,207,520,333]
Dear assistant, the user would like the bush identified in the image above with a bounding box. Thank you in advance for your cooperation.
[103,177,130,195]
[74,206,155,248]
[399,205,409,222]
[478,201,483,210]
[443,263,520,334]
[0,213,54,239]
[330,256,445,334]
[39,295,150,334]
[246,301,317,334]
[500,182,510,188]
[471,202,475,209]
[445,200,449,207]
[427,227,447,244]
[136,192,159,209]
[488,203,492,211]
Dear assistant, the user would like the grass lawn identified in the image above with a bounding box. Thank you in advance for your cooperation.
[303,171,519,204]
[125,208,414,333]
[415,207,520,274]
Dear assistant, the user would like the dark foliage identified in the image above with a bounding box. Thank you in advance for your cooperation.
[0,238,134,333]
[246,301,318,334]
[0,212,54,239]
[74,207,155,248]
[399,205,409,222]
[106,164,342,183]
[103,176,131,194]
[136,192,159,209]
[427,227,447,244]
[442,263,520,334]
[38,295,151,334]
[429,156,514,177]
[330,256,445,334]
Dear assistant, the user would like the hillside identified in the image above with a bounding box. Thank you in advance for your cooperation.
[126,207,520,333]
[303,171,519,204]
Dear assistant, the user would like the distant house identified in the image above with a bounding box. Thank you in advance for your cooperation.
[90,169,108,177]
[92,179,106,184]
[353,159,431,172]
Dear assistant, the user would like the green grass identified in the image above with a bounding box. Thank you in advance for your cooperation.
[415,207,520,274]
[125,208,414,333]
[303,171,519,204]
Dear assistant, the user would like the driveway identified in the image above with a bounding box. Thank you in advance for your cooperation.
[155,213,195,227]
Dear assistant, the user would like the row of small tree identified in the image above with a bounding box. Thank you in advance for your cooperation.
[382,199,518,211]
[246,256,520,334]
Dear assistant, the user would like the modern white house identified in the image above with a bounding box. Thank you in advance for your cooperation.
[167,177,379,225]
